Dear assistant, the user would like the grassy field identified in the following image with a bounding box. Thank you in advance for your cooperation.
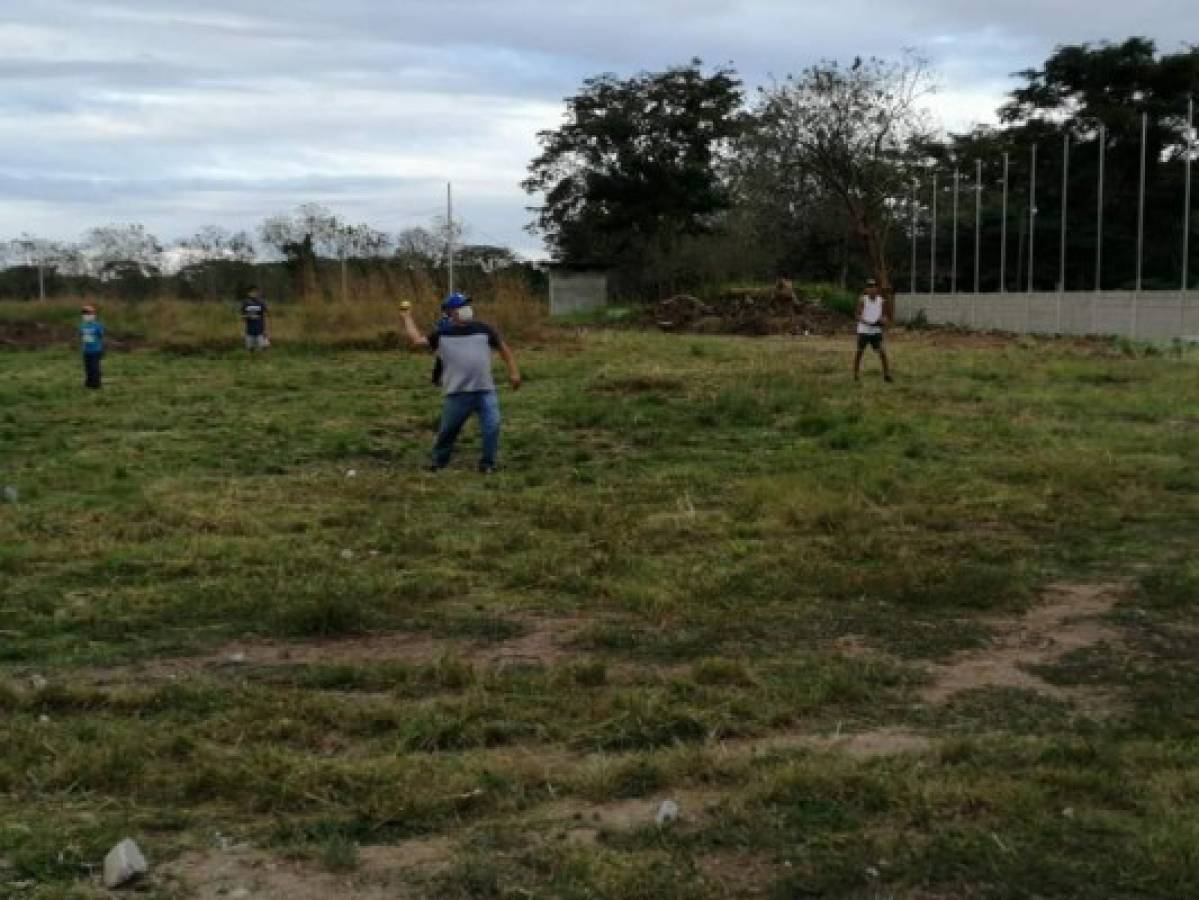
[1,322,1197,898]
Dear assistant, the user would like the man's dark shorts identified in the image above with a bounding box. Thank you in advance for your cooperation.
[857,332,884,351]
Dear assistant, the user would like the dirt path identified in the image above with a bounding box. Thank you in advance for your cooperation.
[921,582,1125,706]
[76,617,586,686]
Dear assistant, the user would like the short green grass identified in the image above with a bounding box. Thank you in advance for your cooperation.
[1,326,1197,898]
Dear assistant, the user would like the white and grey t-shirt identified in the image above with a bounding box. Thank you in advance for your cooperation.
[857,295,885,335]
[428,322,502,394]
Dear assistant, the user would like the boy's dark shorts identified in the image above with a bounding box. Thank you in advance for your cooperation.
[857,332,884,351]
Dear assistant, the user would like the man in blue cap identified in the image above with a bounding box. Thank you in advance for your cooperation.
[402,292,522,473]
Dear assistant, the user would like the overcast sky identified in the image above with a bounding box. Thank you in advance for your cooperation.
[1,0,1195,258]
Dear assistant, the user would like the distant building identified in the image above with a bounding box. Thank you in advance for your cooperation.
[546,265,608,316]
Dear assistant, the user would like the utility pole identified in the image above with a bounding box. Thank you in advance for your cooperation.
[447,182,455,296]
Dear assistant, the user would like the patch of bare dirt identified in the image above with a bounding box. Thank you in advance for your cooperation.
[731,726,933,760]
[696,850,778,898]
[0,320,146,351]
[540,788,727,844]
[921,582,1126,706]
[155,840,451,900]
[0,320,74,350]
[483,617,583,668]
[903,328,1017,350]
[82,618,585,685]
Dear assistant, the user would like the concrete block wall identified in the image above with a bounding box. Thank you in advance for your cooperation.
[896,291,1199,340]
[549,272,608,316]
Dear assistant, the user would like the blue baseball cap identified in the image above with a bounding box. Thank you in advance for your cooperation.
[442,292,470,310]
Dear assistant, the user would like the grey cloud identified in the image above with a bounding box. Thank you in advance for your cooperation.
[3,0,1197,253]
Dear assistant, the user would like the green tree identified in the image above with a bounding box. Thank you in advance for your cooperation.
[746,55,935,293]
[523,60,744,291]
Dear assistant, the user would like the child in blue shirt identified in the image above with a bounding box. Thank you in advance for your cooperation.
[79,304,105,389]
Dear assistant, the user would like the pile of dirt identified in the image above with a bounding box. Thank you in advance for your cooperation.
[0,319,145,350]
[653,282,851,336]
[0,320,75,349]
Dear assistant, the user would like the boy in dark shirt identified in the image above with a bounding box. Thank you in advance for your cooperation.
[240,286,269,351]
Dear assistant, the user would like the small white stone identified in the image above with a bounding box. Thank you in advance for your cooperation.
[37,715,50,725]
[229,888,251,899]
[102,838,148,889]
[340,549,355,560]
[655,799,679,825]
[2,486,18,504]
[227,652,246,664]
[345,469,357,478]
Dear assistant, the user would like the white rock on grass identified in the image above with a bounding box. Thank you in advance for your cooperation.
[345,469,358,478]
[102,838,148,889]
[2,486,18,504]
[655,799,679,826]
[340,549,355,560]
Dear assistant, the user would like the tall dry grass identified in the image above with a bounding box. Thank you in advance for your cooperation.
[0,269,549,350]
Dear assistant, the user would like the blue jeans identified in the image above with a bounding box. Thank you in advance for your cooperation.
[432,391,501,468]
[83,352,103,389]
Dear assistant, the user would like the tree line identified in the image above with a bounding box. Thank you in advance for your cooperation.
[524,38,1199,297]
[0,205,523,302]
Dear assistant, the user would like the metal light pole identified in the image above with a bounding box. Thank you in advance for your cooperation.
[1136,113,1147,293]
[910,180,918,295]
[1184,97,1193,291]
[1096,125,1105,292]
[951,168,960,294]
[1028,143,1037,294]
[1001,152,1009,292]
[1059,132,1069,293]
[930,171,938,293]
[974,159,982,294]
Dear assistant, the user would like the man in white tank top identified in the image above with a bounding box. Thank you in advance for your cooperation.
[854,278,894,382]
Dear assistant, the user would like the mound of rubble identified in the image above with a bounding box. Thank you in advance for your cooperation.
[653,281,851,336]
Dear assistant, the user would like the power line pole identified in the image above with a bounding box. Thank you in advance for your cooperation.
[447,181,455,296]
